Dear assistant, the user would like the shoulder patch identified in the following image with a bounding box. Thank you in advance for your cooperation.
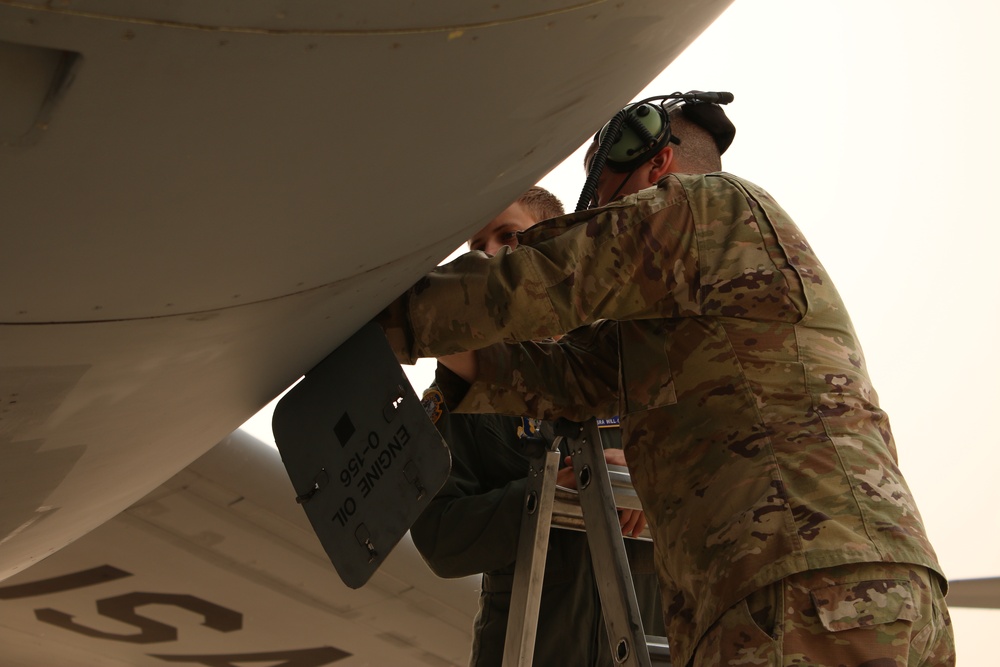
[516,417,542,440]
[597,416,621,428]
[421,387,445,425]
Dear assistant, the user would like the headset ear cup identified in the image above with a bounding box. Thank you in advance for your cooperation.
[604,103,670,172]
[579,91,733,210]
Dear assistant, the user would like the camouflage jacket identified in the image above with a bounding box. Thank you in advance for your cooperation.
[410,366,662,666]
[379,173,943,666]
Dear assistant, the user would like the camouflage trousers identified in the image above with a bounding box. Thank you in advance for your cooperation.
[690,563,954,667]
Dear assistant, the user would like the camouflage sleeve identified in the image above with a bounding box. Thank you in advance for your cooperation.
[397,179,700,360]
[453,321,620,421]
[374,293,416,364]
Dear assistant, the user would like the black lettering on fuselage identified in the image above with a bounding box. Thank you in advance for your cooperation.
[150,646,350,666]
[3,566,352,663]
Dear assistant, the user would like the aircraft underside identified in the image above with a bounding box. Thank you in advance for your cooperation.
[0,0,731,582]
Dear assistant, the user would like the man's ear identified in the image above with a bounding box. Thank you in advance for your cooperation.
[647,146,676,182]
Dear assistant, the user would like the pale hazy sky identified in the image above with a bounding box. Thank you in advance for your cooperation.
[242,1,1000,659]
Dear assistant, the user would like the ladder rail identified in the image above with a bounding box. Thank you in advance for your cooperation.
[502,419,671,666]
[500,441,561,667]
[561,419,652,667]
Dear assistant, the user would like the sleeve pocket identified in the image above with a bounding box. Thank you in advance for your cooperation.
[810,579,920,632]
[619,321,677,415]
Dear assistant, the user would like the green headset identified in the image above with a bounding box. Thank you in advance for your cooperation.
[576,91,735,211]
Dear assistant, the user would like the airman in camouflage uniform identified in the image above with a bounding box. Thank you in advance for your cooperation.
[377,103,954,666]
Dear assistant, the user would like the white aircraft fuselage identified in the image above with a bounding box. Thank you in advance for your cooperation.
[0,0,731,585]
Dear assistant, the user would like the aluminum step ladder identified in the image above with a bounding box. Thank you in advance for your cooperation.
[502,418,671,667]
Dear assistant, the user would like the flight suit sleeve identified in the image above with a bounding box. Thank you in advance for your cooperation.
[409,381,530,578]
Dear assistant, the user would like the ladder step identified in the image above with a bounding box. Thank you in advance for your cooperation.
[551,485,652,541]
[645,635,671,665]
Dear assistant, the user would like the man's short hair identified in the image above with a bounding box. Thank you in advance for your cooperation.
[518,186,564,221]
[666,109,723,173]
